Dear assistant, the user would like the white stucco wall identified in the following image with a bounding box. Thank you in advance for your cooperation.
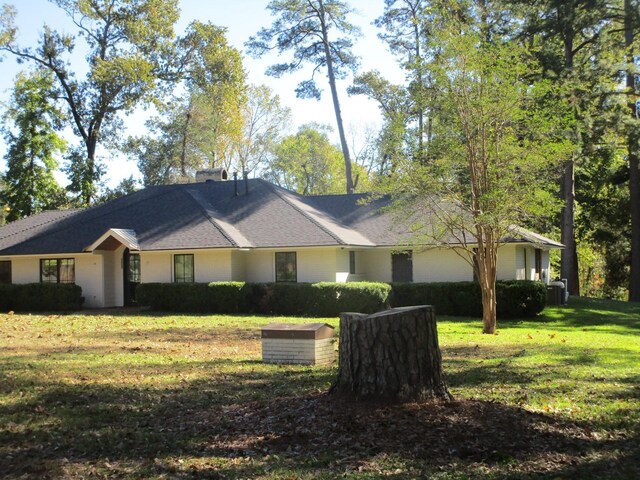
[7,257,39,283]
[231,250,247,281]
[195,250,232,282]
[244,249,274,282]
[360,249,392,283]
[297,249,336,282]
[76,254,104,308]
[99,246,124,308]
[335,249,350,282]
[413,248,473,282]
[140,251,172,283]
[497,244,518,280]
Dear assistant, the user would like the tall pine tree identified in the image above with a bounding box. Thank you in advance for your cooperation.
[1,69,66,221]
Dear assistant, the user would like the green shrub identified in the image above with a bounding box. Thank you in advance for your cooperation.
[496,280,547,317]
[138,281,391,317]
[311,282,391,316]
[391,280,546,318]
[0,283,83,312]
[136,282,244,313]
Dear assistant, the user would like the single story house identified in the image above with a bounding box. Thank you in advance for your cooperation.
[0,173,563,308]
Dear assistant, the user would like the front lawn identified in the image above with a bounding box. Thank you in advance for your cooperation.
[1,297,638,479]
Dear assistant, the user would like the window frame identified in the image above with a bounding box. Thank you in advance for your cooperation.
[173,254,194,283]
[40,258,75,284]
[275,251,297,283]
[0,260,11,284]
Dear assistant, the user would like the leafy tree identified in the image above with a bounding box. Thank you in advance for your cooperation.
[236,84,291,176]
[1,69,67,221]
[349,70,412,174]
[267,123,349,195]
[98,176,140,203]
[128,21,247,185]
[374,0,429,161]
[246,0,360,194]
[387,15,567,333]
[0,0,180,205]
[508,0,617,296]
[178,21,247,170]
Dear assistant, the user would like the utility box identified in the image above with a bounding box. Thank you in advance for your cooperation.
[261,322,335,365]
[547,281,566,306]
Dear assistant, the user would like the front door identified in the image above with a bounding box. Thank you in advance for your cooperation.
[123,249,141,306]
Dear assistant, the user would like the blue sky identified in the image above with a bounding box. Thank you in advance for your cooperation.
[0,0,404,187]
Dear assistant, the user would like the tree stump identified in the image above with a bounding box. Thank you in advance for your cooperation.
[331,305,452,402]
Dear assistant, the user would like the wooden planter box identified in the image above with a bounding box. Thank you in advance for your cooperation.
[261,322,335,365]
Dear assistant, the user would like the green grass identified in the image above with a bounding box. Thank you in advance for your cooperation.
[0,297,638,479]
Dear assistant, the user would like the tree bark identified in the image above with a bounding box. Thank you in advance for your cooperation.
[331,306,452,402]
[625,0,640,302]
[318,0,354,194]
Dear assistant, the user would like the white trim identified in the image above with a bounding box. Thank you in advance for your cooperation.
[84,228,139,252]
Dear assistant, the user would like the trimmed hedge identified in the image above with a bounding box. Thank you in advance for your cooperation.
[390,280,546,318]
[136,281,391,317]
[0,283,83,312]
[136,282,245,313]
[243,282,391,316]
[135,280,544,318]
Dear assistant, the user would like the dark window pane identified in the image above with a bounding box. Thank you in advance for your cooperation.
[392,252,413,283]
[129,254,141,283]
[174,254,194,283]
[349,251,356,275]
[59,259,75,284]
[0,261,11,284]
[40,259,58,283]
[275,252,296,282]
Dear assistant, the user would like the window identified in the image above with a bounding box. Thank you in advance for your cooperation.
[349,251,356,275]
[275,252,297,282]
[535,248,542,280]
[174,254,194,283]
[129,253,141,283]
[40,258,75,284]
[392,252,413,283]
[0,261,11,284]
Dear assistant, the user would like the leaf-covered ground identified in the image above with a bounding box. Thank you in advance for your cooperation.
[1,297,638,479]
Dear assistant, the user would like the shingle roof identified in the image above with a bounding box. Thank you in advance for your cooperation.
[0,179,563,255]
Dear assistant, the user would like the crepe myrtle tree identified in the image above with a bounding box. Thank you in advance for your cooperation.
[246,0,361,194]
[388,24,568,334]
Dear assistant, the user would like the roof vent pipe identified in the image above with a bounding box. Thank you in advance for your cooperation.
[243,170,249,195]
[233,172,238,196]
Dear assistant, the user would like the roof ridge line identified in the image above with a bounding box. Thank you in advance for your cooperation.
[0,185,178,251]
[180,187,239,248]
[267,183,348,245]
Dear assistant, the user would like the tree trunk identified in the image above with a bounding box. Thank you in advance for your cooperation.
[318,0,354,194]
[330,306,452,402]
[625,0,640,302]
[561,158,579,295]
